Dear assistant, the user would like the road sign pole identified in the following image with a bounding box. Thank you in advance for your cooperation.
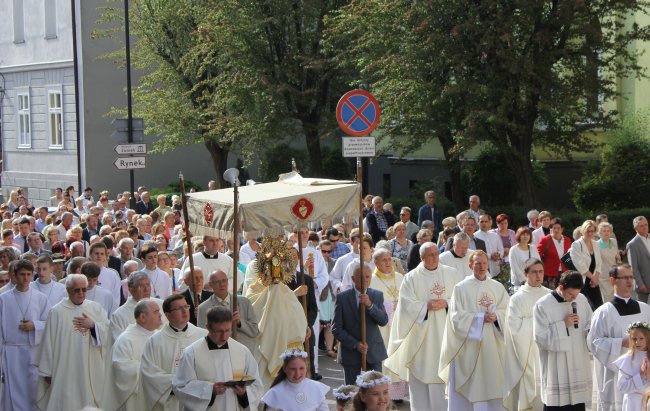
[124,0,136,209]
[357,156,367,371]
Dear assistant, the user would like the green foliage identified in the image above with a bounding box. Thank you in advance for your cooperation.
[258,144,310,182]
[573,111,650,213]
[149,180,202,203]
[462,146,547,207]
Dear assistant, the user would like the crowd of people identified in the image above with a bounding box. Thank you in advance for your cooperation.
[2,184,650,411]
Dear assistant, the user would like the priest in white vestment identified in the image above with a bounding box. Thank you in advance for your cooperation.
[110,271,166,341]
[0,259,50,411]
[102,299,162,411]
[369,248,406,401]
[180,235,234,290]
[141,294,208,411]
[138,244,172,299]
[173,306,263,410]
[36,274,110,411]
[385,243,463,411]
[198,270,259,355]
[329,229,361,294]
[439,250,510,410]
[503,258,550,411]
[32,255,66,308]
[439,232,474,278]
[588,264,650,411]
[534,271,593,409]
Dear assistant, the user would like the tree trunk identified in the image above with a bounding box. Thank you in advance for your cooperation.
[205,140,230,189]
[502,147,539,208]
[438,133,465,210]
[304,126,322,176]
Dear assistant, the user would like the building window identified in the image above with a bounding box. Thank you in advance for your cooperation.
[13,0,25,43]
[48,91,63,148]
[44,0,57,39]
[17,92,31,148]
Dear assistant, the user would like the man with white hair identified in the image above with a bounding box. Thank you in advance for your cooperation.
[439,232,473,277]
[117,237,144,277]
[110,271,166,340]
[526,209,539,230]
[120,260,140,304]
[103,299,162,411]
[37,274,110,411]
[385,243,462,410]
[466,195,484,223]
[136,191,154,215]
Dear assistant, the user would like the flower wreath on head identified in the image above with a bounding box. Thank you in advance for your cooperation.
[332,385,357,401]
[355,371,391,389]
[279,348,308,361]
[627,321,650,333]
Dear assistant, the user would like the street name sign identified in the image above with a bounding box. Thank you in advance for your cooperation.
[336,90,381,137]
[114,143,147,155]
[342,137,376,158]
[114,157,146,170]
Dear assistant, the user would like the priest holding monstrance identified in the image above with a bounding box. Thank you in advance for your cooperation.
[244,235,309,388]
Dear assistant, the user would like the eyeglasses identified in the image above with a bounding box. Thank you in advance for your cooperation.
[70,287,87,293]
[168,305,190,312]
[328,238,338,243]
[321,250,332,254]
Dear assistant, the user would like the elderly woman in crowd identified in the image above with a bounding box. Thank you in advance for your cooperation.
[597,221,621,302]
[388,222,412,272]
[44,226,60,251]
[508,227,541,287]
[570,219,603,309]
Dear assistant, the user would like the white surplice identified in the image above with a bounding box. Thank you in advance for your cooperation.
[110,296,166,341]
[503,284,550,411]
[141,323,208,411]
[102,323,156,411]
[261,378,330,411]
[439,250,473,278]
[0,287,50,411]
[439,276,509,410]
[85,285,116,318]
[588,299,650,411]
[172,337,263,410]
[31,279,66,309]
[340,258,375,292]
[534,292,593,407]
[98,266,122,309]
[613,351,650,411]
[36,298,110,411]
[384,262,462,411]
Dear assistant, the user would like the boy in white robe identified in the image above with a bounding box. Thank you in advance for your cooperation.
[31,254,66,308]
[439,250,509,411]
[0,259,50,411]
[141,294,208,411]
[103,299,162,411]
[89,242,122,308]
[81,261,116,318]
[173,305,263,410]
[534,271,593,410]
[588,264,650,411]
[37,274,110,411]
[503,258,550,411]
[384,242,463,411]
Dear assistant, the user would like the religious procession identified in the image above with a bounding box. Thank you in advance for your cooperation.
[1,173,650,411]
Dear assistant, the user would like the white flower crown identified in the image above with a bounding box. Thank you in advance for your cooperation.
[332,385,357,401]
[355,371,392,388]
[279,348,308,361]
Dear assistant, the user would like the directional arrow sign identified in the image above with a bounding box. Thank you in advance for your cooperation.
[114,143,147,155]
[114,157,146,170]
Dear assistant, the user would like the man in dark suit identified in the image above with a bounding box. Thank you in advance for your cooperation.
[287,267,320,379]
[417,190,443,238]
[627,216,650,303]
[181,267,213,325]
[332,264,389,384]
[136,191,154,215]
[82,214,99,243]
[366,196,395,245]
[444,217,486,253]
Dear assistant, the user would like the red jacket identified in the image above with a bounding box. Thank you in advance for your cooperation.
[537,234,572,277]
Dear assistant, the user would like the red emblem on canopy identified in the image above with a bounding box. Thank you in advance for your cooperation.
[204,202,214,226]
[291,198,314,221]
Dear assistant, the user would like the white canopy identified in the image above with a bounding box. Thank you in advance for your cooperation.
[186,172,360,238]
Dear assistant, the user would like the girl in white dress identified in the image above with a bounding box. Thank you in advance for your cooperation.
[614,322,650,411]
[333,385,358,411]
[261,349,330,411]
[346,370,392,411]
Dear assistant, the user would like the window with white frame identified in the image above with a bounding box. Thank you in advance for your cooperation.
[17,92,31,148]
[48,91,63,148]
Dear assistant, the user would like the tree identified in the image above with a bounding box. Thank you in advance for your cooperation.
[327,0,650,207]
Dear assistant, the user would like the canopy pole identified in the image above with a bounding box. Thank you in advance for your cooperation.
[357,157,367,371]
[179,173,199,313]
[296,228,311,377]
[231,182,239,338]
